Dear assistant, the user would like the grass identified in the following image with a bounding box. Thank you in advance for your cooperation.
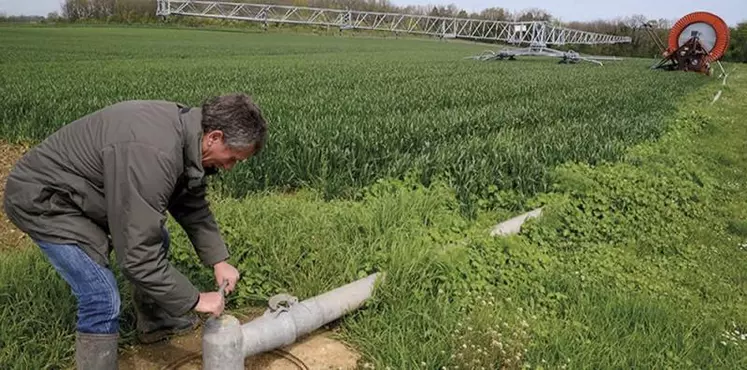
[0,26,710,214]
[0,249,77,369]
[513,70,747,369]
[171,64,747,369]
[1,24,747,369]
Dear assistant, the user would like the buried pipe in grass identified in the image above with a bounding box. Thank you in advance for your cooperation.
[202,272,383,370]
[490,207,543,236]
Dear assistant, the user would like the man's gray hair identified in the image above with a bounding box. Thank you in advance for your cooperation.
[201,93,267,152]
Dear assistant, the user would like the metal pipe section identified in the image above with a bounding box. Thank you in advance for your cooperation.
[202,315,245,369]
[490,207,543,236]
[202,272,383,370]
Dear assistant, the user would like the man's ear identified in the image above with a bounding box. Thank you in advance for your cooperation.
[206,130,224,146]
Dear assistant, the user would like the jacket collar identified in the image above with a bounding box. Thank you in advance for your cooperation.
[179,105,208,189]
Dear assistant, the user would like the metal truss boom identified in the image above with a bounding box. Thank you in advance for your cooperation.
[156,0,631,46]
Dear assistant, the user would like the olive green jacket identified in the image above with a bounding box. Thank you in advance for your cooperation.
[3,100,229,316]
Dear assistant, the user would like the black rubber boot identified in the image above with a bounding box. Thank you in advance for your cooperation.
[75,332,119,370]
[131,286,201,344]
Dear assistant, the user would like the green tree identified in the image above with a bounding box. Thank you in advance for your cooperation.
[725,22,747,63]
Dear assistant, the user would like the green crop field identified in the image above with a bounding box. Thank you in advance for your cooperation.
[0,26,708,212]
[2,25,747,370]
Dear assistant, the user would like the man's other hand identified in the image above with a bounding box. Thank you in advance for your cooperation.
[195,292,225,317]
[213,260,240,295]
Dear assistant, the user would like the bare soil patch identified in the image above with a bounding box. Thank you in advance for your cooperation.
[119,307,361,370]
[0,141,31,250]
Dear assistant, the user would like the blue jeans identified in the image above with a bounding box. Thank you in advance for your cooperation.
[35,227,171,334]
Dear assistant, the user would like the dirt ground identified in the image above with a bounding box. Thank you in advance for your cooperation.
[0,141,30,250]
[119,308,361,370]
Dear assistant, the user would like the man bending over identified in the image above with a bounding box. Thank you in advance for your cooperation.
[3,93,267,369]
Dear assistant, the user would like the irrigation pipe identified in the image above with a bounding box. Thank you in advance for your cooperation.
[711,90,723,105]
[198,272,382,370]
[711,62,730,105]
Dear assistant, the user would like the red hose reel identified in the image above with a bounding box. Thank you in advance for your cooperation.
[653,11,730,74]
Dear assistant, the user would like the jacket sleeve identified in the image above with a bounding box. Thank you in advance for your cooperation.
[167,182,229,267]
[102,142,200,317]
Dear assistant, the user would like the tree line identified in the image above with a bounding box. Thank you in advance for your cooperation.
[5,0,745,62]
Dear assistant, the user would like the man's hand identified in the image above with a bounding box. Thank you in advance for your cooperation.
[213,260,240,295]
[194,292,225,317]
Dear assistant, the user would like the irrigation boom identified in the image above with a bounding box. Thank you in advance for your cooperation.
[155,0,631,47]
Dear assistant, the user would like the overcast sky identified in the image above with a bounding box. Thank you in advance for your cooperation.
[1,0,744,26]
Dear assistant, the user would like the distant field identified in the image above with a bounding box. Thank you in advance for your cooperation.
[0,26,709,212]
